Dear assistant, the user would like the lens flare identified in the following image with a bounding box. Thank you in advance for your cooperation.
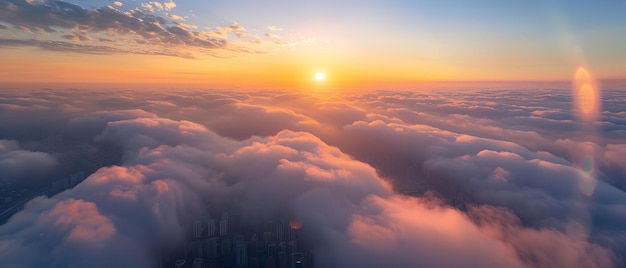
[579,84,596,115]
[578,171,597,197]
[573,67,600,122]
[571,67,601,197]
[578,156,597,196]
[574,67,590,85]
[582,155,594,173]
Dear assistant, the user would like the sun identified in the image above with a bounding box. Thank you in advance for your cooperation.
[314,71,325,82]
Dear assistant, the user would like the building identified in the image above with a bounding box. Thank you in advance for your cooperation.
[234,235,248,267]
[206,238,218,258]
[193,220,203,239]
[276,222,286,242]
[160,209,313,268]
[219,212,229,237]
[267,243,277,258]
[288,241,297,254]
[278,252,288,268]
[291,253,305,268]
[207,219,216,237]
[174,259,186,268]
[278,242,286,253]
[265,256,276,268]
[288,228,296,242]
[192,258,204,268]
[192,240,204,259]
[221,238,232,256]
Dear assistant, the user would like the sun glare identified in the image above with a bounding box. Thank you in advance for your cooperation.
[573,67,600,121]
[315,72,325,82]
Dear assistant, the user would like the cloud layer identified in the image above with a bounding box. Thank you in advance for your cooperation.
[0,86,624,267]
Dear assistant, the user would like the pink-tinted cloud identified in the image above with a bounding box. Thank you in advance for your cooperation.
[0,88,625,267]
[345,195,527,268]
[47,199,116,244]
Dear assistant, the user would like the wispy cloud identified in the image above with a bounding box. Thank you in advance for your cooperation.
[268,25,283,31]
[168,14,183,21]
[151,1,163,11]
[207,23,247,39]
[0,38,198,58]
[0,0,292,58]
[264,32,279,38]
[140,2,154,13]
[163,0,175,10]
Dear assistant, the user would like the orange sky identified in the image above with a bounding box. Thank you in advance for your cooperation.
[0,0,624,89]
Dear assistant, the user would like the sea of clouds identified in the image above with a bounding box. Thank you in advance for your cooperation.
[0,86,625,267]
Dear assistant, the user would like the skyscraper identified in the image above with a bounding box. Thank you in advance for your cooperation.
[221,238,232,256]
[207,238,218,259]
[192,240,204,259]
[219,212,229,237]
[267,243,276,258]
[192,220,203,239]
[234,235,248,267]
[288,241,297,254]
[219,218,228,237]
[288,227,296,242]
[276,222,286,242]
[207,219,216,237]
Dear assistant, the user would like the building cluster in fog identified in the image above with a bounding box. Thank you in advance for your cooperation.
[0,171,86,224]
[162,208,311,268]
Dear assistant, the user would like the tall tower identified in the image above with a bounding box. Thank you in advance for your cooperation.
[207,237,218,258]
[192,220,203,239]
[288,227,296,242]
[219,212,229,237]
[207,219,216,237]
[276,221,286,242]
[219,218,228,237]
[234,235,248,267]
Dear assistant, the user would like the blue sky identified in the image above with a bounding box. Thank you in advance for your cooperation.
[0,0,623,85]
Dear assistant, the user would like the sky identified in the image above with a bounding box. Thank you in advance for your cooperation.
[0,0,625,88]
